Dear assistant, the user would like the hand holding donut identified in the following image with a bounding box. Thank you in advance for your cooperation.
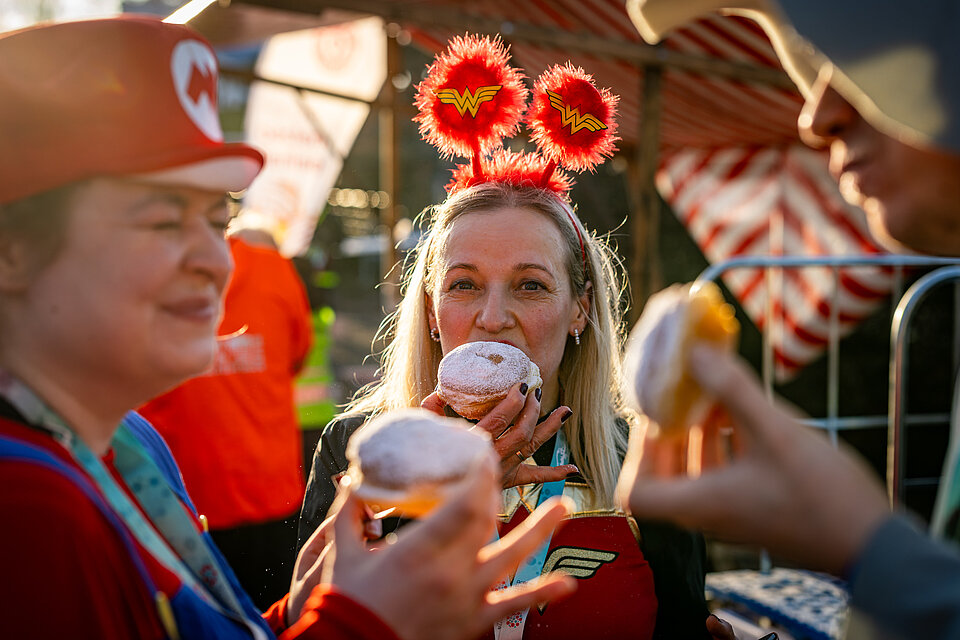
[423,384,576,489]
[423,342,578,489]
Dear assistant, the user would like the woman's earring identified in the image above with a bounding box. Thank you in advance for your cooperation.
[573,328,580,345]
[430,328,441,342]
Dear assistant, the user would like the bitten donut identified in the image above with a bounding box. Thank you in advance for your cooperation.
[345,408,493,517]
[622,281,739,436]
[436,341,542,420]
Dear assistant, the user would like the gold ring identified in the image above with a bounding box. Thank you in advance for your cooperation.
[515,451,525,463]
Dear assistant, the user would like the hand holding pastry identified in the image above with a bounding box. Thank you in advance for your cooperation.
[305,456,576,640]
[422,385,578,489]
[617,284,889,574]
[345,408,493,518]
[425,341,578,489]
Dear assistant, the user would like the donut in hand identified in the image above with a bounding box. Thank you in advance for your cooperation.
[436,341,542,420]
[346,408,493,517]
[622,281,739,437]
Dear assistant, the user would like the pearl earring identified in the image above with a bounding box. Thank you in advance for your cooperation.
[430,328,441,342]
[573,328,580,345]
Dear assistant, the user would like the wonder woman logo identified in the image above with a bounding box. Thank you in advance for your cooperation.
[542,546,618,578]
[536,546,618,614]
[546,89,608,134]
[435,85,502,117]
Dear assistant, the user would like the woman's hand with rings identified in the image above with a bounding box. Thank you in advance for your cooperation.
[422,383,578,489]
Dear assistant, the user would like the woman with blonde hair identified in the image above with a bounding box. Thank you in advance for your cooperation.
[298,35,720,639]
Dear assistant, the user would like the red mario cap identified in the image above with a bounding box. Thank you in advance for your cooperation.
[0,15,264,205]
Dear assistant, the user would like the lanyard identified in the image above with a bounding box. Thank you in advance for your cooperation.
[493,430,569,640]
[0,375,268,640]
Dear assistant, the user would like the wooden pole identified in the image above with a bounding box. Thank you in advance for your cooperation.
[379,27,402,312]
[628,63,663,324]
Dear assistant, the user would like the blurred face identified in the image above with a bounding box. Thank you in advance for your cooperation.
[799,65,960,256]
[426,207,588,405]
[11,178,232,400]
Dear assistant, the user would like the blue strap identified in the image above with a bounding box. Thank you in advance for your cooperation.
[494,430,569,639]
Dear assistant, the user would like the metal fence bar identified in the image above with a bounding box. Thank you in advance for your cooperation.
[889,265,960,505]
[827,265,841,447]
[801,413,951,431]
[696,256,960,284]
[698,255,960,509]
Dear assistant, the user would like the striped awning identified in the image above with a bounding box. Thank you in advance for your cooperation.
[215,0,893,380]
[407,1,801,151]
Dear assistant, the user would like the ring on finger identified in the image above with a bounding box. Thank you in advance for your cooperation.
[515,451,526,464]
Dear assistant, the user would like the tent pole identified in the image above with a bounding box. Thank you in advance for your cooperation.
[628,63,663,323]
[379,27,402,313]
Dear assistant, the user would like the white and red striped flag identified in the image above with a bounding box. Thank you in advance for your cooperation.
[657,145,894,381]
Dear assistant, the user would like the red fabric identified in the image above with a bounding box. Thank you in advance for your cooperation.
[279,586,402,640]
[0,419,169,639]
[0,418,397,640]
[482,508,658,640]
[140,237,312,529]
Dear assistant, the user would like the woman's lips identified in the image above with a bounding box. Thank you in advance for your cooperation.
[162,297,217,322]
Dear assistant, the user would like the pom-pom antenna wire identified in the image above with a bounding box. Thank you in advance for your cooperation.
[445,149,574,196]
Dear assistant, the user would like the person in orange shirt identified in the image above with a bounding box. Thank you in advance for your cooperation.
[141,225,312,608]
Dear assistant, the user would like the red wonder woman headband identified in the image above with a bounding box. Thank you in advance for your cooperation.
[413,34,620,266]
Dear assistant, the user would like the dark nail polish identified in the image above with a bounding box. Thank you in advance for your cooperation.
[535,387,542,402]
[561,408,573,423]
[519,383,529,396]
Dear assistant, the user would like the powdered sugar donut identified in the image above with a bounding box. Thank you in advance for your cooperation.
[436,341,542,420]
[622,281,739,436]
[346,408,493,517]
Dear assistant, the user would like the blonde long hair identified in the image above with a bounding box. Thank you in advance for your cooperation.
[345,181,631,506]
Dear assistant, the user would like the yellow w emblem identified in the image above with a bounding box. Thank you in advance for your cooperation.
[535,546,618,614]
[546,89,608,134]
[435,85,502,117]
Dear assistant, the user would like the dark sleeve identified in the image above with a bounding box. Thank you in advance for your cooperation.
[637,519,711,640]
[849,514,960,638]
[296,414,368,553]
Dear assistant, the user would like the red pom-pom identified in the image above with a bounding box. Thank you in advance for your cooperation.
[414,34,529,159]
[528,63,619,173]
[446,149,573,196]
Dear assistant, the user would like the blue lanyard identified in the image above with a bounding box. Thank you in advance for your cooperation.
[494,430,569,639]
[0,376,268,639]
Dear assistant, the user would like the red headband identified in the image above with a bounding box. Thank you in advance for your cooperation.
[414,35,620,269]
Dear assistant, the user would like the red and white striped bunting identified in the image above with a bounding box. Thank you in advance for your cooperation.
[658,145,893,380]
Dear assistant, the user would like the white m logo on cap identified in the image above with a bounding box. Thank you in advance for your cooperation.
[171,39,223,142]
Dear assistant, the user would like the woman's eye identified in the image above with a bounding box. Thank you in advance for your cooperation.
[520,280,546,291]
[152,220,182,231]
[450,280,475,291]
